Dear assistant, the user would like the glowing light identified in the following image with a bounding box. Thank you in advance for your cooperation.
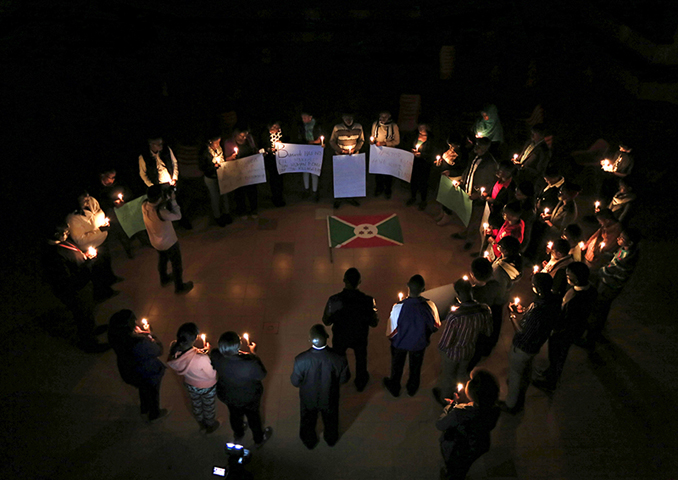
[142,318,149,330]
[480,187,486,194]
[243,333,249,344]
[600,242,606,250]
[451,305,458,311]
[201,334,206,346]
[579,242,585,250]
[543,208,550,215]
[398,292,404,302]
[452,180,460,187]
[234,147,238,155]
[483,251,490,258]
[87,246,97,258]
[320,135,325,147]
[118,193,123,200]
[533,265,539,274]
[514,297,520,305]
[547,241,554,250]
[370,136,375,144]
[462,275,469,281]
[483,222,489,230]
[457,383,464,392]
[595,201,600,209]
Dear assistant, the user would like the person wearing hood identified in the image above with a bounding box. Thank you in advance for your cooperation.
[473,104,504,157]
[167,323,220,433]
[370,111,400,199]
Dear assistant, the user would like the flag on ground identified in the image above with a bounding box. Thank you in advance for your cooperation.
[327,214,403,248]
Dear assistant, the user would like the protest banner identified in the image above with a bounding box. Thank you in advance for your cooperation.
[217,154,267,194]
[114,195,147,238]
[275,143,323,176]
[436,176,472,226]
[333,154,366,198]
[368,145,414,182]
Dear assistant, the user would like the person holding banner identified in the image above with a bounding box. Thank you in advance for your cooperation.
[407,124,435,211]
[371,111,401,199]
[451,138,498,251]
[260,122,287,208]
[199,135,233,227]
[224,127,260,219]
[330,114,364,209]
[297,112,324,202]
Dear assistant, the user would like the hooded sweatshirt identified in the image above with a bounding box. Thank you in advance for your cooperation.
[167,346,217,389]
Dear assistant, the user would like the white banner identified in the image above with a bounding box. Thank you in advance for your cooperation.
[216,154,267,194]
[275,143,324,176]
[333,154,366,198]
[368,145,414,182]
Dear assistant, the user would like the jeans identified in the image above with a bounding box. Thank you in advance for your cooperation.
[388,345,426,394]
[157,241,183,290]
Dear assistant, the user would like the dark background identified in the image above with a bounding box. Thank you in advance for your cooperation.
[1,0,677,321]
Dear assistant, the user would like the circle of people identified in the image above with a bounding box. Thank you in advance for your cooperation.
[43,105,641,480]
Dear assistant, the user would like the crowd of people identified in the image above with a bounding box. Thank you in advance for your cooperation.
[40,103,642,479]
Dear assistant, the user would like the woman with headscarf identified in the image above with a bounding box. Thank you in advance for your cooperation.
[473,104,504,155]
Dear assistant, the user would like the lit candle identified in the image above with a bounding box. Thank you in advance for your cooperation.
[103,217,110,226]
[462,275,469,281]
[579,241,585,250]
[452,180,460,187]
[141,318,149,330]
[513,153,519,160]
[547,241,554,250]
[483,251,490,258]
[274,142,282,151]
[415,144,420,152]
[347,145,354,154]
[118,193,123,201]
[457,383,464,392]
[87,246,97,258]
[451,305,458,312]
[483,222,489,230]
[599,242,606,250]
[533,265,539,274]
[480,187,486,195]
[320,135,325,147]
[234,147,238,156]
[398,292,404,302]
[514,297,520,305]
[370,136,375,144]
[543,208,550,215]
[595,201,600,209]
[201,333,207,347]
[243,333,249,345]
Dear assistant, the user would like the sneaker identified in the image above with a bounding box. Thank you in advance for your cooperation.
[175,281,194,295]
[255,427,273,448]
[406,197,417,206]
[149,408,172,423]
[383,377,400,398]
[205,420,221,434]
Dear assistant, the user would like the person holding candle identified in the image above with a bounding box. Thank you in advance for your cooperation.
[483,202,525,261]
[523,167,564,260]
[199,134,233,227]
[42,223,110,352]
[384,274,441,397]
[583,228,641,349]
[297,112,324,202]
[291,324,350,449]
[142,185,193,294]
[407,123,435,211]
[468,258,504,360]
[451,138,498,251]
[484,161,517,225]
[607,176,636,224]
[562,223,584,262]
[472,104,504,156]
[260,121,288,208]
[533,262,597,392]
[95,167,141,258]
[582,208,622,272]
[434,133,467,225]
[223,126,260,219]
[139,136,192,230]
[330,113,364,209]
[515,181,536,253]
[433,279,492,407]
[167,323,220,433]
[492,236,524,306]
[498,273,559,414]
[542,181,581,238]
[66,192,120,301]
[599,144,634,203]
[322,268,379,392]
[108,309,169,422]
[371,111,400,199]
[211,331,272,447]
[541,238,574,298]
[436,369,501,480]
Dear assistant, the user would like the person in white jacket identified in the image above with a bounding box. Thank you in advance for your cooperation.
[142,185,193,294]
[167,322,220,433]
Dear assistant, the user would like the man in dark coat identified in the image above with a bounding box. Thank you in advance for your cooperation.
[291,324,350,449]
[322,268,378,391]
[211,332,272,446]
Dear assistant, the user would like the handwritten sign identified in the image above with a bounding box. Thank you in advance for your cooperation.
[275,143,324,176]
[436,176,472,226]
[333,154,366,198]
[368,145,414,182]
[217,154,267,194]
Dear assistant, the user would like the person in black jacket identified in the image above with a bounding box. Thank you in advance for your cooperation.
[297,112,324,202]
[407,123,436,210]
[436,369,501,480]
[533,262,597,391]
[108,309,169,422]
[291,324,350,449]
[322,268,378,392]
[199,134,232,227]
[210,332,272,447]
[260,122,287,207]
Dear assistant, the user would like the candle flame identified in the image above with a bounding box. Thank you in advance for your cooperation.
[533,265,539,274]
[483,222,489,229]
[243,333,249,343]
[142,318,149,330]
[457,383,464,392]
[514,297,520,305]
[451,305,458,311]
[118,193,123,200]
[483,251,490,258]
[547,241,554,249]
[579,242,585,249]
[463,275,469,281]
[600,242,606,250]
[513,153,519,159]
[544,208,550,215]
[201,334,206,344]
[595,201,600,208]
[398,292,404,302]
[480,187,485,193]
[452,181,460,187]
[370,136,375,143]
[234,147,238,154]
[87,246,97,257]
[436,155,441,160]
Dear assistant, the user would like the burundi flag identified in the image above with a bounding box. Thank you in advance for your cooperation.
[327,214,404,248]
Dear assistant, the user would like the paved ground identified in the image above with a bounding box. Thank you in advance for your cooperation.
[3,182,677,480]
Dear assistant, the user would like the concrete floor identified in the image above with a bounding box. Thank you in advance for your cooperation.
[3,182,677,480]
